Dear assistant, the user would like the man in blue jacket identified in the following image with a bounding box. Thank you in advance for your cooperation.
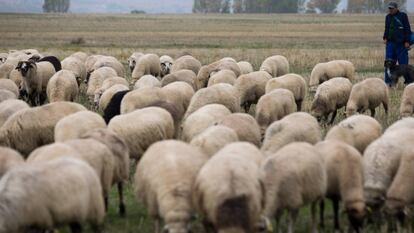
[383,1,411,85]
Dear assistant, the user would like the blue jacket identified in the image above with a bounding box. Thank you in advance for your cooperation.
[383,11,411,43]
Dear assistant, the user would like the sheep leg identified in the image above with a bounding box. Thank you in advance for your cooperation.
[296,100,303,111]
[319,200,325,231]
[332,197,341,232]
[275,210,283,233]
[154,218,161,233]
[383,101,389,115]
[329,110,338,125]
[69,223,83,233]
[202,219,215,233]
[104,194,109,212]
[311,202,318,233]
[118,182,126,217]
[39,92,47,105]
[370,108,376,118]
[288,209,299,233]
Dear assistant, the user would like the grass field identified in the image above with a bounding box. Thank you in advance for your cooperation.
[1,12,414,233]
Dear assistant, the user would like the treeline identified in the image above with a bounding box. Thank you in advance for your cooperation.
[193,0,407,13]
[43,0,70,13]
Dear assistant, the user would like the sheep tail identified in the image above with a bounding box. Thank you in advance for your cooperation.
[216,195,250,232]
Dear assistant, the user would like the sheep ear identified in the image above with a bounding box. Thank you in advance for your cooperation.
[15,61,22,69]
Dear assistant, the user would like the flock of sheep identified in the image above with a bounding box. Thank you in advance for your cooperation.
[0,48,414,233]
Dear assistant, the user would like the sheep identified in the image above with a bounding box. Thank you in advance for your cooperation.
[0,78,19,97]
[54,111,106,142]
[261,112,322,155]
[81,128,130,216]
[87,55,125,79]
[171,55,202,75]
[184,83,240,119]
[260,142,326,233]
[193,142,264,233]
[0,99,29,128]
[325,115,382,154]
[85,55,104,74]
[214,113,262,147]
[197,58,241,88]
[181,104,232,142]
[237,61,254,74]
[207,69,237,87]
[99,84,129,111]
[108,107,175,159]
[315,140,365,233]
[35,55,62,72]
[128,52,144,73]
[0,146,24,178]
[161,69,199,91]
[93,76,129,105]
[15,59,58,106]
[385,117,414,134]
[0,101,87,156]
[309,60,355,88]
[133,75,161,89]
[311,77,353,124]
[160,55,174,77]
[0,53,30,80]
[399,83,414,118]
[346,78,389,117]
[265,73,307,111]
[86,66,118,102]
[103,90,130,124]
[70,51,88,63]
[131,53,161,84]
[190,125,239,157]
[120,87,165,114]
[259,55,289,77]
[9,68,23,88]
[0,89,16,102]
[0,157,105,233]
[135,140,208,233]
[0,53,7,64]
[62,56,87,86]
[255,89,297,137]
[46,70,79,103]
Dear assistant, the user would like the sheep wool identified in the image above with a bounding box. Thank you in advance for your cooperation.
[0,99,29,128]
[259,55,289,77]
[161,69,199,91]
[237,61,254,75]
[400,83,414,118]
[190,125,239,157]
[309,60,355,88]
[207,69,237,87]
[171,55,202,75]
[234,71,272,112]
[131,53,161,84]
[0,146,24,178]
[0,78,19,97]
[46,70,79,103]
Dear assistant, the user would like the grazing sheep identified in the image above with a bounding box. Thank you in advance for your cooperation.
[88,55,125,79]
[108,107,175,159]
[135,140,208,233]
[55,111,106,142]
[46,70,79,103]
[325,115,382,154]
[215,113,262,147]
[193,142,264,233]
[0,53,29,80]
[98,84,129,111]
[161,69,199,91]
[0,102,87,156]
[207,69,237,87]
[309,60,355,89]
[346,78,389,117]
[70,51,88,63]
[0,146,24,178]
[259,55,289,77]
[103,90,130,124]
[261,112,321,154]
[0,53,7,64]
[184,83,240,118]
[237,61,254,75]
[128,52,144,73]
[133,75,161,89]
[0,99,29,128]
[160,55,174,77]
[255,89,297,137]
[93,76,129,105]
[9,68,23,88]
[311,77,353,124]
[15,60,57,106]
[181,104,232,142]
[86,66,118,101]
[190,125,239,157]
[0,157,105,233]
[399,83,414,118]
[316,140,365,233]
[171,55,202,75]
[0,89,16,102]
[265,73,307,111]
[385,117,414,134]
[35,56,62,72]
[120,87,165,114]
[0,78,19,97]
[260,142,326,233]
[85,55,104,74]
[197,58,241,88]
[131,53,161,84]
[62,56,87,86]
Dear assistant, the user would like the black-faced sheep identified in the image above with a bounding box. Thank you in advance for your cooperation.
[259,55,289,77]
[309,60,355,89]
[46,70,79,102]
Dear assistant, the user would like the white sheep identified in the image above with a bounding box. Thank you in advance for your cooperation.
[61,56,87,85]
[0,53,7,64]
[259,55,289,77]
[237,61,254,74]
[184,83,240,119]
[133,75,161,90]
[99,84,129,111]
[161,69,199,91]
[0,99,29,128]
[260,142,326,233]
[160,55,174,77]
[0,146,24,178]
[311,77,353,124]
[190,125,239,157]
[193,142,264,233]
[128,52,144,72]
[0,157,105,233]
[46,69,79,103]
[54,111,106,142]
[131,53,161,84]
[0,89,16,102]
[170,55,201,75]
[0,53,29,79]
[0,78,19,97]
[88,55,125,79]
[0,101,87,156]
[346,78,389,117]
[181,104,232,142]
[399,83,414,118]
[255,88,297,137]
[108,107,175,159]
[207,69,237,87]
[309,60,355,89]
[135,140,208,233]
[385,117,414,134]
[197,59,241,88]
[265,73,307,111]
[86,66,118,102]
[70,51,88,63]
[325,115,382,154]
[9,68,23,88]
[93,76,129,105]
[120,87,165,114]
[261,112,321,154]
[315,140,365,233]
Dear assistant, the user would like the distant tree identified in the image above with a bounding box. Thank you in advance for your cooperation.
[221,0,231,13]
[131,10,146,14]
[307,0,340,13]
[347,0,406,13]
[43,0,70,13]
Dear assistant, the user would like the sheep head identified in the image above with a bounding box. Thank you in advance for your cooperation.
[15,61,36,77]
[162,222,192,233]
[346,201,366,232]
[161,62,173,77]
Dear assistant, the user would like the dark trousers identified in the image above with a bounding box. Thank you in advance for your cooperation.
[384,41,409,84]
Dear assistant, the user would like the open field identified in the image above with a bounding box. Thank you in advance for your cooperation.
[1,13,414,233]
